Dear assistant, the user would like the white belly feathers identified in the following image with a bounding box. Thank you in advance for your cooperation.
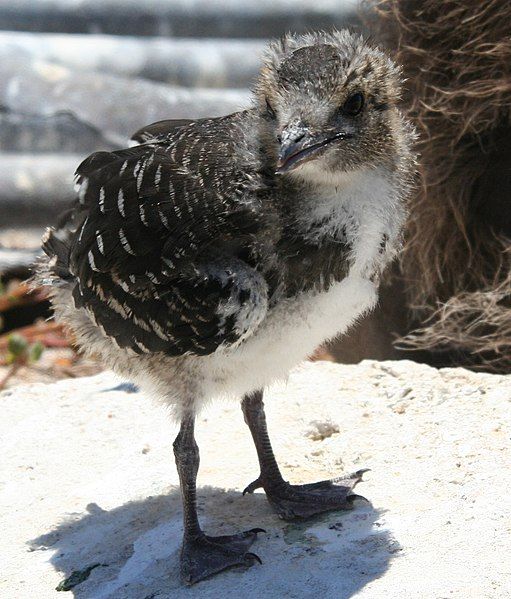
[201,273,378,400]
[198,166,405,401]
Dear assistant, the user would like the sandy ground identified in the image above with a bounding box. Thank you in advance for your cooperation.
[1,360,510,598]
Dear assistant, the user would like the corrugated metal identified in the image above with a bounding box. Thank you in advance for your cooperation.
[0,0,360,225]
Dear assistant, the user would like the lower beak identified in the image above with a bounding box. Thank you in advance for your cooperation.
[276,127,351,175]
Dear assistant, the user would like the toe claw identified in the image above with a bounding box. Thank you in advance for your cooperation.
[347,493,369,504]
[245,552,262,565]
[243,477,262,495]
[355,468,371,479]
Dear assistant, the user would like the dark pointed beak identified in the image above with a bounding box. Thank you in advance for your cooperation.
[276,123,352,175]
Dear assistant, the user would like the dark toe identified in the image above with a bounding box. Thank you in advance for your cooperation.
[243,477,263,495]
[204,528,264,553]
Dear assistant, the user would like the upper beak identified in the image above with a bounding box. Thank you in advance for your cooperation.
[276,122,351,175]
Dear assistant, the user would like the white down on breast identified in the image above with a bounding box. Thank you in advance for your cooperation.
[197,166,406,401]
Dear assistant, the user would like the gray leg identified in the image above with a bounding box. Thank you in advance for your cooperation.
[173,413,263,585]
[242,390,368,521]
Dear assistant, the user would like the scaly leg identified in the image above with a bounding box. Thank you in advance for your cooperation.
[241,390,368,521]
[173,413,263,585]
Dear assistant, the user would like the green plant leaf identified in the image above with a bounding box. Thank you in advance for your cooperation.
[7,334,28,358]
[56,564,102,592]
[28,341,44,363]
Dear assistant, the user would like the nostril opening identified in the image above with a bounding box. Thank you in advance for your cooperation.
[276,135,282,143]
[294,133,305,143]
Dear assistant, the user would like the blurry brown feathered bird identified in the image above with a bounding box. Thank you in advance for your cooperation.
[38,30,415,584]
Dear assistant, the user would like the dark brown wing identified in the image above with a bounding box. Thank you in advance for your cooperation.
[130,118,197,144]
[44,118,271,356]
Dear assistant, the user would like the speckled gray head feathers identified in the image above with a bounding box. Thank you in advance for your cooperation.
[254,31,409,176]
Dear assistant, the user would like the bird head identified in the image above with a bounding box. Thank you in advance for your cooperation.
[255,31,408,181]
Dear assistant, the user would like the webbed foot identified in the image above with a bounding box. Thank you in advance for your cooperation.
[243,469,369,520]
[181,528,264,585]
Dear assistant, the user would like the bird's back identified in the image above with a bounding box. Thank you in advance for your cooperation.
[41,111,277,356]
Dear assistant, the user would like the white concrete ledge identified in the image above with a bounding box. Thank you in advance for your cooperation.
[1,360,509,597]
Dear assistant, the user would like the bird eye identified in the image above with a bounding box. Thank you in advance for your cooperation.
[342,92,364,116]
[265,98,276,119]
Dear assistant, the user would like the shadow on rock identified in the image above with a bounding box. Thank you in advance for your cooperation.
[29,487,396,599]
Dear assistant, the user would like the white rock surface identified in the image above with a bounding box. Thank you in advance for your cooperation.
[1,360,510,598]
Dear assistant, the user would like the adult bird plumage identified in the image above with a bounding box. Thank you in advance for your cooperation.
[39,30,415,584]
